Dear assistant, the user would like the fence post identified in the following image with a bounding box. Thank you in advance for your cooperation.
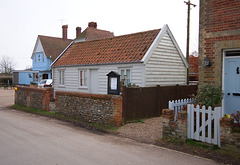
[175,84,180,99]
[122,86,127,125]
[187,104,191,139]
[168,100,174,110]
[157,85,162,116]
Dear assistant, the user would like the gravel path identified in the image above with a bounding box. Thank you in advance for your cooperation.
[117,117,163,144]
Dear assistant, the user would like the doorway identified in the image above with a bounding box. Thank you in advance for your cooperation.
[223,50,240,115]
[43,74,48,79]
[90,69,98,94]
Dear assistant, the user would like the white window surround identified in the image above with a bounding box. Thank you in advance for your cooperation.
[79,69,87,88]
[119,68,131,86]
[58,70,65,87]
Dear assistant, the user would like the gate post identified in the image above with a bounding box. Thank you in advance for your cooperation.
[187,104,192,139]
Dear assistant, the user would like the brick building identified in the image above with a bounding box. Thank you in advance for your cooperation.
[199,0,240,115]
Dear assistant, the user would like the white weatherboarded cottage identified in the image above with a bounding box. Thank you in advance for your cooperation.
[51,24,188,94]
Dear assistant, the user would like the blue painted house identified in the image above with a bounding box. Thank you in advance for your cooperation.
[13,25,72,85]
[13,22,114,85]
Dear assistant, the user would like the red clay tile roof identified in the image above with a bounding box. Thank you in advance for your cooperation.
[38,35,72,61]
[75,27,114,41]
[53,29,160,66]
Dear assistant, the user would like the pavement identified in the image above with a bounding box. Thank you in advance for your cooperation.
[0,88,14,107]
[0,88,219,165]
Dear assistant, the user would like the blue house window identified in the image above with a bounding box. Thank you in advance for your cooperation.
[37,54,41,62]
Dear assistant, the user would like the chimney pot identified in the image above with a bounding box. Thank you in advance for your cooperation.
[88,22,97,28]
[62,25,68,40]
[76,27,82,38]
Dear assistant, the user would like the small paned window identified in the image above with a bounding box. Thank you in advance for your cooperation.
[120,69,131,86]
[79,70,87,87]
[59,70,65,85]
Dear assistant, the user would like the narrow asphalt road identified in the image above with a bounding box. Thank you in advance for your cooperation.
[0,89,218,165]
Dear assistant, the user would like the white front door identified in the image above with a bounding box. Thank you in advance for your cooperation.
[90,69,98,94]
[224,51,240,115]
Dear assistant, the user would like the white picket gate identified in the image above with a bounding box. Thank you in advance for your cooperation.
[187,104,222,147]
[169,98,195,121]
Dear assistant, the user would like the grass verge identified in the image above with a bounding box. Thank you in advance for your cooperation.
[11,104,118,133]
[156,137,240,165]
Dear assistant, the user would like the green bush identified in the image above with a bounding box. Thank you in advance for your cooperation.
[195,85,223,107]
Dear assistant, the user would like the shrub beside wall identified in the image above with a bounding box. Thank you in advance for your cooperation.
[15,86,53,111]
[55,91,122,127]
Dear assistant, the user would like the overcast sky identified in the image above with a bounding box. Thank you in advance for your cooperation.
[0,0,199,70]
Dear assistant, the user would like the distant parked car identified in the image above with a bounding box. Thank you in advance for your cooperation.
[38,79,52,88]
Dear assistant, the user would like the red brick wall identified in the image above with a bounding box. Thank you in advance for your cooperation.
[205,0,240,33]
[199,0,240,86]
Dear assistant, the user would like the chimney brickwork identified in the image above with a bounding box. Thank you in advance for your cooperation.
[76,27,82,38]
[88,22,97,28]
[62,25,68,40]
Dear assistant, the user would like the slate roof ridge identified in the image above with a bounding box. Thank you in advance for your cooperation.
[115,28,161,38]
[75,27,114,41]
[38,35,72,42]
[74,28,161,45]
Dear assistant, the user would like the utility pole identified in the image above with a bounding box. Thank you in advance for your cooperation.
[184,0,196,85]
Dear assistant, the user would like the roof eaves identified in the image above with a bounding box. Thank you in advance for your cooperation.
[31,36,41,59]
[141,26,165,64]
[166,26,189,68]
[52,61,142,68]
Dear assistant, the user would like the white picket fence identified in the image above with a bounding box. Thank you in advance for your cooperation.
[169,98,195,121]
[187,104,222,147]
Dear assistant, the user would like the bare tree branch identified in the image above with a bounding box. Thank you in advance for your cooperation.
[0,56,16,74]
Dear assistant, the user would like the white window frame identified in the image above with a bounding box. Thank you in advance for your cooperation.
[59,70,65,86]
[119,68,131,86]
[79,70,87,88]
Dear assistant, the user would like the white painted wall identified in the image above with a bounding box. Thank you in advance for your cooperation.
[53,63,145,94]
[145,32,187,86]
[35,38,44,53]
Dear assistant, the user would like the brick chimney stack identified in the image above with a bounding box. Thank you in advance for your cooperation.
[62,25,68,40]
[76,27,81,38]
[88,22,97,28]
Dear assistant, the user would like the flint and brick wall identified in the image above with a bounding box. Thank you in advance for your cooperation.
[162,109,240,149]
[220,118,240,150]
[199,0,240,86]
[15,86,53,111]
[55,91,122,127]
[161,109,188,141]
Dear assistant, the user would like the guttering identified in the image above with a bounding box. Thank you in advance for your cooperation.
[51,61,142,68]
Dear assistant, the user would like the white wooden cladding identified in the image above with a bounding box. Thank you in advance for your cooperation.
[145,32,187,86]
[187,104,222,147]
[169,98,195,121]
